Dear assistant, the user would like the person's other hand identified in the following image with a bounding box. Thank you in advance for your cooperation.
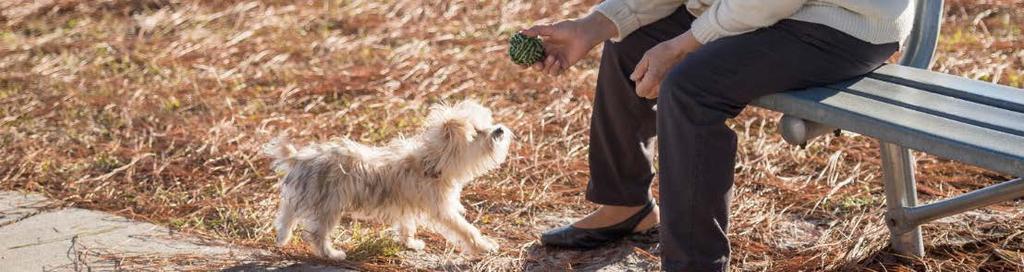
[631,31,702,99]
[521,13,618,75]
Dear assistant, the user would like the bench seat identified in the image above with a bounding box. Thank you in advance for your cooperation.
[753,64,1024,177]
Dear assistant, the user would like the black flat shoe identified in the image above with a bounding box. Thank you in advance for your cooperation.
[540,201,655,249]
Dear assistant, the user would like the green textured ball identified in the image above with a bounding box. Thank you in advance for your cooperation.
[508,33,545,66]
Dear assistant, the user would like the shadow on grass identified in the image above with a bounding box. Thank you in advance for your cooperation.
[221,262,357,272]
[218,252,364,272]
[851,235,1024,271]
[521,228,662,271]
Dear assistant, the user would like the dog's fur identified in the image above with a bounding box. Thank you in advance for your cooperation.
[263,100,511,260]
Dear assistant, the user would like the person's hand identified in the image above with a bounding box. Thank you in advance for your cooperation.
[521,13,618,75]
[631,31,703,99]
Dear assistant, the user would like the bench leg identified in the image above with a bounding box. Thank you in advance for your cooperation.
[880,142,925,256]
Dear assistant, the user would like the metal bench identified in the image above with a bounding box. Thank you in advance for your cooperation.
[751,0,1024,257]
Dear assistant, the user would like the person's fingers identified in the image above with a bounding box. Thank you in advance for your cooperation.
[635,67,659,97]
[640,82,661,99]
[636,79,650,97]
[548,55,568,75]
[548,61,562,75]
[531,62,543,71]
[631,57,649,81]
[520,26,539,36]
[522,24,555,37]
[649,83,661,98]
[544,55,558,75]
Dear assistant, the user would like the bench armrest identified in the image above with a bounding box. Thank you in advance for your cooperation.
[899,0,944,69]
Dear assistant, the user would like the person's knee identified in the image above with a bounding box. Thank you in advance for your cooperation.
[658,66,731,126]
[599,40,634,69]
[597,40,645,100]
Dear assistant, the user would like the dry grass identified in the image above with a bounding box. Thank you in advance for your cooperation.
[1,0,1023,271]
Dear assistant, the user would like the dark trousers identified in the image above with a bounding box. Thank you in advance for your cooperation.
[585,8,898,271]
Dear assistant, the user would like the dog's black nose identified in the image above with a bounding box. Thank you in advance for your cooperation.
[491,127,505,138]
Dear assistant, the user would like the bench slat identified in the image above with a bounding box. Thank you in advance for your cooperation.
[870,65,1024,112]
[838,77,1024,136]
[753,87,1024,177]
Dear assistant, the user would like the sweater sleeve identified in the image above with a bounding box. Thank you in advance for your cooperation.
[594,0,685,42]
[690,0,808,44]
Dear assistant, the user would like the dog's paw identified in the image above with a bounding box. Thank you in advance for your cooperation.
[404,238,426,251]
[276,232,292,247]
[469,237,499,254]
[325,249,347,261]
[481,238,499,253]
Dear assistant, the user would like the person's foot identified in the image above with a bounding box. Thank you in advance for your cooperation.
[540,201,659,249]
[572,203,660,232]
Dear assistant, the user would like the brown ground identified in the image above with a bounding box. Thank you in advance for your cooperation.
[2,0,1023,271]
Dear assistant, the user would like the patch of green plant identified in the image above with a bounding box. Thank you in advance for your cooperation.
[199,207,265,240]
[838,195,878,211]
[168,218,188,229]
[1006,73,1021,88]
[163,96,182,111]
[344,224,403,262]
[0,31,12,45]
[92,152,123,172]
[65,18,80,29]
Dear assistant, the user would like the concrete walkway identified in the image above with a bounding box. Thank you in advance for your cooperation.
[0,191,353,271]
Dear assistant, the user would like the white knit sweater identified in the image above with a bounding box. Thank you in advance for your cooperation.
[595,0,916,45]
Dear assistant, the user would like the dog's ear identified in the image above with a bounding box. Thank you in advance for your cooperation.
[425,104,470,140]
[421,143,450,179]
[423,118,471,179]
[423,159,441,179]
[440,118,472,142]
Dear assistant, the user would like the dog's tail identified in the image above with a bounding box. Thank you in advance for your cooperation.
[263,135,299,173]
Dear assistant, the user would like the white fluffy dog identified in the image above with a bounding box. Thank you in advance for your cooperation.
[263,100,511,260]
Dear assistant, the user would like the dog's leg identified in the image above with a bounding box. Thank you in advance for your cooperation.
[393,220,425,251]
[305,216,346,260]
[274,200,299,247]
[431,208,498,255]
